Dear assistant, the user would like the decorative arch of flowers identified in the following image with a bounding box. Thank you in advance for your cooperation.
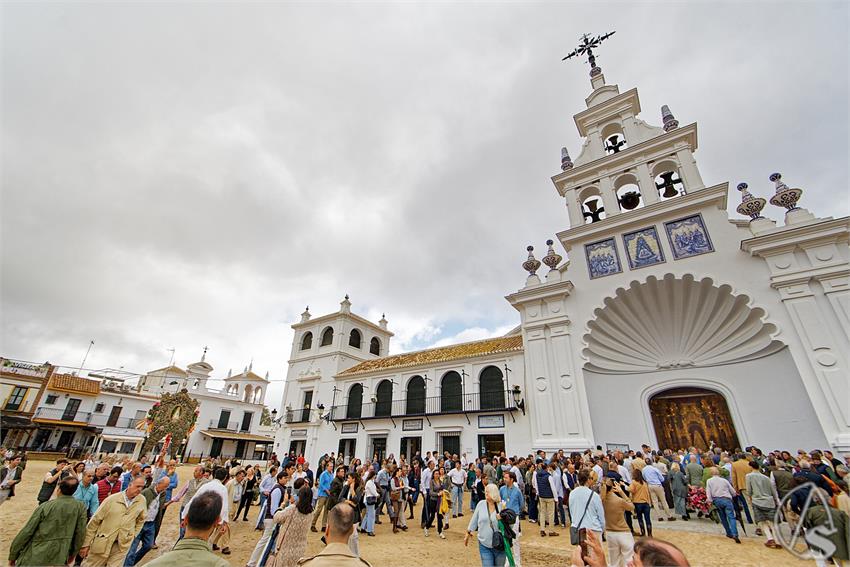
[141,389,200,458]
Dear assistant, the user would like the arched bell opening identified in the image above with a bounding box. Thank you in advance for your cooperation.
[601,122,628,155]
[652,159,686,201]
[614,173,643,212]
[579,187,606,224]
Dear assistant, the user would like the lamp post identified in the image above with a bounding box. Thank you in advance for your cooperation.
[511,385,526,415]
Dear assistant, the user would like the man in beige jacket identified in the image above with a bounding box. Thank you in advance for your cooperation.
[80,476,147,567]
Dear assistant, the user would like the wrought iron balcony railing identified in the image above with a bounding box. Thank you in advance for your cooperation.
[327,390,516,422]
[32,406,92,423]
[87,415,141,429]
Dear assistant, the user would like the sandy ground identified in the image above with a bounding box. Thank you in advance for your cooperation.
[1,461,810,567]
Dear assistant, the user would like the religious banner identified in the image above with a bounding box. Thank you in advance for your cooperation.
[140,389,200,458]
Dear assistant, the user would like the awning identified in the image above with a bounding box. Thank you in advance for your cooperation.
[101,435,144,443]
[200,430,274,443]
[0,415,38,429]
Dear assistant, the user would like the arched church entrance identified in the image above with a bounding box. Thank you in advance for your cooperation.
[649,387,740,452]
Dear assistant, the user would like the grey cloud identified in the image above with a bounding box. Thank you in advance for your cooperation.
[2,3,847,409]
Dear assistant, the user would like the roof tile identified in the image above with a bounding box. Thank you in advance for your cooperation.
[337,335,523,377]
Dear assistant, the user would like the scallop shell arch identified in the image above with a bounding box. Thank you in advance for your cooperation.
[582,273,784,374]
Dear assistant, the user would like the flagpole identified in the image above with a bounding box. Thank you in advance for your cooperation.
[78,340,94,376]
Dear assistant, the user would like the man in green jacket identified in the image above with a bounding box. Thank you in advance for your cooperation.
[145,490,229,567]
[9,476,87,566]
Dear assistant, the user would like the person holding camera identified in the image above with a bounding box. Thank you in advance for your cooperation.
[601,478,635,567]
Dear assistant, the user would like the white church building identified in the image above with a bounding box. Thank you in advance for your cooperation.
[274,43,850,464]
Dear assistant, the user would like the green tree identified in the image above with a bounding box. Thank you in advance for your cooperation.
[260,406,273,426]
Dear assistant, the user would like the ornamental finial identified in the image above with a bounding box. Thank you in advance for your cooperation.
[542,239,563,271]
[562,31,616,77]
[522,246,541,276]
[661,105,679,132]
[768,172,803,211]
[735,182,767,221]
[561,147,573,171]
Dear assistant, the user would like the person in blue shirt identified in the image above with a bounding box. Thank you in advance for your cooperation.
[73,468,99,518]
[311,462,334,532]
[121,463,141,491]
[567,468,605,539]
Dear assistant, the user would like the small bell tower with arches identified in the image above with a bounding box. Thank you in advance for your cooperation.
[555,32,706,228]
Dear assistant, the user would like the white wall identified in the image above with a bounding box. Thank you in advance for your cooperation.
[583,348,829,452]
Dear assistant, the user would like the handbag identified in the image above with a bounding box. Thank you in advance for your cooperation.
[569,492,593,545]
[488,506,505,551]
[365,495,377,505]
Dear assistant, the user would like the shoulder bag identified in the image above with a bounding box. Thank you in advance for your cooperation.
[569,491,593,545]
[488,504,505,551]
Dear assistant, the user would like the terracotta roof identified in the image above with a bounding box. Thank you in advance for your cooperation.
[337,335,523,377]
[47,374,100,395]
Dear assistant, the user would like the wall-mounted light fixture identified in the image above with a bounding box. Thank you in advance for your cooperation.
[511,385,525,415]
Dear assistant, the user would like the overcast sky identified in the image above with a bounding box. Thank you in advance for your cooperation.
[2,2,848,410]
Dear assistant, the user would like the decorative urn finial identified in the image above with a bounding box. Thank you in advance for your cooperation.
[340,294,351,314]
[561,147,573,171]
[542,239,563,271]
[735,183,766,220]
[300,305,311,323]
[768,172,802,211]
[378,313,388,330]
[661,105,679,132]
[522,246,541,276]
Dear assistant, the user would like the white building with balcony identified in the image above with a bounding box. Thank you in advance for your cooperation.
[137,355,274,463]
[274,297,531,465]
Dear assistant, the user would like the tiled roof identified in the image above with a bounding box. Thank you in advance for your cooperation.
[337,335,523,377]
[47,374,100,395]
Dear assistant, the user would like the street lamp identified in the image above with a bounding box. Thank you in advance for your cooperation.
[511,385,526,415]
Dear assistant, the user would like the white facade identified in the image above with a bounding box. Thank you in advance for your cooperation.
[275,57,850,461]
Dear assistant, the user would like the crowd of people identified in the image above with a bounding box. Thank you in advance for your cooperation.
[2,442,850,567]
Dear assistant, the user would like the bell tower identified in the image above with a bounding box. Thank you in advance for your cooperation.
[555,33,706,229]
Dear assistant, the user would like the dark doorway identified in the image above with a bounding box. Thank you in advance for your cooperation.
[400,436,421,462]
[440,372,462,413]
[217,410,231,429]
[338,438,356,461]
[370,436,387,461]
[289,439,306,457]
[241,412,253,432]
[235,440,246,459]
[375,380,393,417]
[32,429,51,450]
[346,384,363,419]
[406,376,426,415]
[478,434,505,458]
[649,387,740,452]
[62,399,82,422]
[301,391,313,422]
[210,438,224,457]
[57,430,75,451]
[439,434,460,457]
[106,406,122,427]
[479,366,506,410]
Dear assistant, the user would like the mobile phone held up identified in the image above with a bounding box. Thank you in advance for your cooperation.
[579,528,589,564]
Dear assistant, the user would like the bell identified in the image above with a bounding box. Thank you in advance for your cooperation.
[619,191,641,210]
[659,172,679,198]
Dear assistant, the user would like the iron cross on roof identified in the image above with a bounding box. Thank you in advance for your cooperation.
[562,31,616,74]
